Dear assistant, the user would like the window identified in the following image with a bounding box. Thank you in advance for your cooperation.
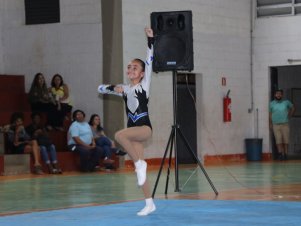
[25,0,60,25]
[256,0,301,17]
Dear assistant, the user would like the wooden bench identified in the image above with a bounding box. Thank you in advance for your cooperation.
[0,75,119,175]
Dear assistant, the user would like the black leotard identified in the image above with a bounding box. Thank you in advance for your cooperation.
[98,45,153,129]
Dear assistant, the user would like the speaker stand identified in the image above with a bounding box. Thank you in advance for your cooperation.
[152,70,218,197]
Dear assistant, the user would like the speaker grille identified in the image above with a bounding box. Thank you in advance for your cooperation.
[154,35,186,69]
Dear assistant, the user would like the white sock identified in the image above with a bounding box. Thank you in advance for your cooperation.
[134,159,142,168]
[145,198,153,206]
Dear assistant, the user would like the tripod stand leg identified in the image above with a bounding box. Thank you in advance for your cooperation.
[165,131,175,194]
[177,128,218,195]
[152,128,175,198]
[174,125,180,192]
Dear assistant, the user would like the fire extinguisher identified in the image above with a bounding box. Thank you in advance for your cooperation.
[223,90,231,122]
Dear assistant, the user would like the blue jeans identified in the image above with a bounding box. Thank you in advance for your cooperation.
[95,136,113,158]
[40,144,58,164]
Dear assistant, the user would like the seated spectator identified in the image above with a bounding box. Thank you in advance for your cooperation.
[28,72,59,130]
[0,124,10,133]
[49,74,73,131]
[67,110,112,172]
[89,114,126,169]
[26,112,62,174]
[6,112,44,175]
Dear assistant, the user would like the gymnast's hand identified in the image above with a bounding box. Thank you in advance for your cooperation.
[114,85,124,93]
[145,27,153,38]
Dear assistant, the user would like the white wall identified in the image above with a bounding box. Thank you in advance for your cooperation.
[122,0,252,159]
[253,14,301,153]
[2,0,272,161]
[1,0,103,118]
[195,0,252,158]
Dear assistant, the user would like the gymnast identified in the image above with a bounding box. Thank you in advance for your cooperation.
[98,27,156,216]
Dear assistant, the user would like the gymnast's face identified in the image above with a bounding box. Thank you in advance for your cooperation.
[127,60,144,84]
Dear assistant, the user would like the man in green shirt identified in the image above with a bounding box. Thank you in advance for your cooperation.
[269,89,295,160]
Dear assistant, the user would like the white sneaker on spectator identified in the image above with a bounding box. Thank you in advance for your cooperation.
[135,160,147,186]
[137,203,156,216]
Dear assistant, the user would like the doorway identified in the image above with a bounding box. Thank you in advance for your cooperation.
[270,65,301,159]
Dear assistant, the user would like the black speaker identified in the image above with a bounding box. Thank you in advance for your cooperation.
[151,10,193,72]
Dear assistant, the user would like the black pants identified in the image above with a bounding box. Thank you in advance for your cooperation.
[69,145,103,172]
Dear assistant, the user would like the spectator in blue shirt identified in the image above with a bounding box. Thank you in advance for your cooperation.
[67,110,104,172]
[269,89,295,160]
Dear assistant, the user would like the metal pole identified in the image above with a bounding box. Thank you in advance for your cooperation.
[173,70,180,192]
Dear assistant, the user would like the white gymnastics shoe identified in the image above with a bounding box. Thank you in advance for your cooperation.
[135,160,147,186]
[137,203,156,216]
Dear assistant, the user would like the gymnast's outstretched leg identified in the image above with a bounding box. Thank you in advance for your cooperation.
[115,126,156,216]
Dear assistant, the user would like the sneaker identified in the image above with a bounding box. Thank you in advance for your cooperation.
[104,164,116,172]
[103,158,115,164]
[33,165,44,175]
[135,160,147,186]
[52,163,63,174]
[278,153,284,161]
[137,204,156,216]
[94,165,101,171]
[105,164,115,170]
[284,154,288,160]
[115,149,127,156]
[47,164,55,174]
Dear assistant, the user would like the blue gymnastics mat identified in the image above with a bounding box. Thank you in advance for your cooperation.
[0,199,300,226]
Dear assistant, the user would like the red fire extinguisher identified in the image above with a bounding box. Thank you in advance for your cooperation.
[223,90,231,122]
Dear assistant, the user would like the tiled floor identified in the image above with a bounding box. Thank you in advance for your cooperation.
[0,160,301,216]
